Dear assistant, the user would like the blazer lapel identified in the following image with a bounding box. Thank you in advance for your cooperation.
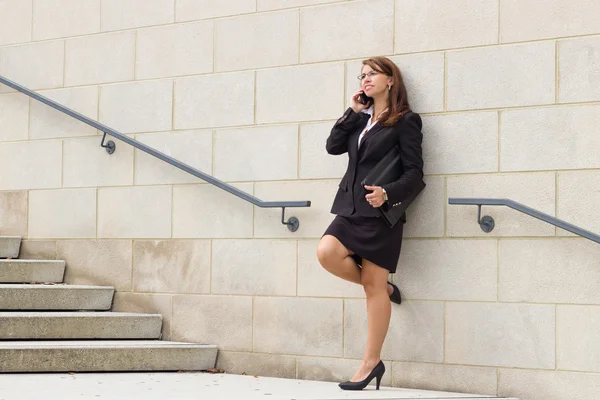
[358,122,385,151]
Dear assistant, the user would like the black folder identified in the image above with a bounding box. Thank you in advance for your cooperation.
[361,145,426,228]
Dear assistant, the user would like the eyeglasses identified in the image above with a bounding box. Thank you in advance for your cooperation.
[357,71,381,81]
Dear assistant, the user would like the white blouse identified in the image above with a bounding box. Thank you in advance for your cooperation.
[358,105,386,149]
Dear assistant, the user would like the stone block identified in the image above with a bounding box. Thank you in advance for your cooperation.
[397,239,498,301]
[172,183,254,238]
[65,32,135,86]
[99,80,173,134]
[134,130,213,185]
[254,297,343,357]
[0,94,28,142]
[499,239,600,304]
[256,63,344,124]
[28,189,96,239]
[500,0,600,42]
[172,295,252,351]
[395,0,498,53]
[217,351,296,379]
[557,171,600,237]
[498,369,600,400]
[57,240,132,291]
[174,72,254,129]
[557,305,600,373]
[0,41,64,92]
[33,0,100,40]
[559,37,600,103]
[0,141,62,190]
[392,362,497,395]
[446,302,555,368]
[0,192,28,237]
[0,1,32,45]
[98,186,172,239]
[501,105,600,171]
[18,241,56,260]
[136,21,213,80]
[30,86,98,140]
[63,136,134,187]
[112,292,172,340]
[133,240,210,294]
[300,0,393,63]
[101,0,174,31]
[392,53,445,113]
[447,43,555,110]
[214,125,298,182]
[422,112,498,175]
[211,240,296,296]
[215,10,298,72]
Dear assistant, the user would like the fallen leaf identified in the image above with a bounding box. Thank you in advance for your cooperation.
[203,368,225,374]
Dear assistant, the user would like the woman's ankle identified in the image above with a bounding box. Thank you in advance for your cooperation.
[361,358,381,368]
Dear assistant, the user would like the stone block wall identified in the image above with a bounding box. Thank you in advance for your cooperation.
[1,1,600,399]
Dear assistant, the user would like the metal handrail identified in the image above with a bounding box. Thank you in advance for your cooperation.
[0,75,311,232]
[448,198,600,244]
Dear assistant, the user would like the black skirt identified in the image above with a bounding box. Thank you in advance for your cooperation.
[323,215,404,273]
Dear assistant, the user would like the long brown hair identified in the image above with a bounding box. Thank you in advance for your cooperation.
[361,57,411,126]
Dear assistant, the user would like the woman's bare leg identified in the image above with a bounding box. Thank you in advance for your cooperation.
[317,235,362,285]
[317,235,395,294]
[350,259,391,382]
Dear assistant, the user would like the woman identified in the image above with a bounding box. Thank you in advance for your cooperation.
[317,56,424,390]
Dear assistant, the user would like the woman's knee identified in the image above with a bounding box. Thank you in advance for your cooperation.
[360,264,388,296]
[317,236,342,269]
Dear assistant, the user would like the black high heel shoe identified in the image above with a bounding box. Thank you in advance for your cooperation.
[338,360,385,391]
[388,281,401,305]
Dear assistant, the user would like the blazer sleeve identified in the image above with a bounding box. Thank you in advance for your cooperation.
[382,112,424,204]
[326,107,363,155]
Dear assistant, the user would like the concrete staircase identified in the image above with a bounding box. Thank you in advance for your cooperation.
[0,236,217,373]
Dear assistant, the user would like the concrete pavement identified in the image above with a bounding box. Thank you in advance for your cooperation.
[0,372,518,400]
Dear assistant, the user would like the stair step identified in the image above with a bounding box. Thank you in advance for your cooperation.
[0,237,20,259]
[0,260,65,283]
[0,312,162,340]
[0,341,218,372]
[0,284,114,310]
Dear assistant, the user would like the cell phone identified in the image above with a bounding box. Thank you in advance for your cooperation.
[359,92,373,105]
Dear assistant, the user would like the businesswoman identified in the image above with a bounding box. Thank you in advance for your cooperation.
[317,56,424,390]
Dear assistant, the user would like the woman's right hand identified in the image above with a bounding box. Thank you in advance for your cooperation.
[350,89,370,114]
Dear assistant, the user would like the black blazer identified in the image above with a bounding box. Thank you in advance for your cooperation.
[326,107,424,220]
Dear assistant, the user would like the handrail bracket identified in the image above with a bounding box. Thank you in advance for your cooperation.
[281,207,300,232]
[477,205,495,233]
[100,132,116,155]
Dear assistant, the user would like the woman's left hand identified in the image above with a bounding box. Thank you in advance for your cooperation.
[364,185,385,208]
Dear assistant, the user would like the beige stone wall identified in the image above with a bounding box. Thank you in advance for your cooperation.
[1,1,600,399]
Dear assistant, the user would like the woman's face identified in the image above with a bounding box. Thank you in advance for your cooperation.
[360,65,391,98]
